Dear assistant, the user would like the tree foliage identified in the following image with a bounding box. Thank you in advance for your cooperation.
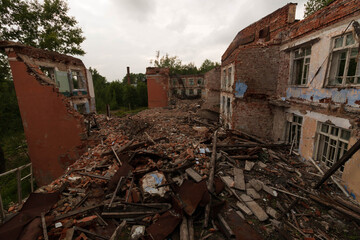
[89,68,148,112]
[0,0,85,55]
[0,0,85,144]
[304,0,334,18]
[151,51,219,75]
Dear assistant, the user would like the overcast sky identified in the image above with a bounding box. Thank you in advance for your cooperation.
[67,0,307,81]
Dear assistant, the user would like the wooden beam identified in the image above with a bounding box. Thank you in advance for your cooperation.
[315,138,360,189]
[41,212,49,240]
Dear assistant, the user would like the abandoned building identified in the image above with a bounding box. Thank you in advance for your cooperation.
[0,41,96,186]
[146,67,221,111]
[220,0,360,200]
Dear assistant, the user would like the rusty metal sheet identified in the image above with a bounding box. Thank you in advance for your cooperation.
[223,208,263,240]
[146,210,182,240]
[108,162,133,191]
[0,191,59,240]
[178,180,209,216]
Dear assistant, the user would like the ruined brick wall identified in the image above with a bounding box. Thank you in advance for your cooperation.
[6,50,87,186]
[287,0,360,41]
[202,67,221,112]
[146,67,170,108]
[234,45,280,97]
[222,3,296,65]
[232,99,274,140]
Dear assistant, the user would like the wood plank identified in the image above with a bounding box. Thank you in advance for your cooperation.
[236,201,253,216]
[41,212,49,240]
[240,194,268,221]
[185,168,202,183]
[64,227,75,240]
[110,220,126,240]
[233,168,245,190]
[246,188,260,199]
[220,176,234,188]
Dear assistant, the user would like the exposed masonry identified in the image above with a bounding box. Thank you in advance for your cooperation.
[146,67,221,111]
[0,41,95,186]
[220,0,360,200]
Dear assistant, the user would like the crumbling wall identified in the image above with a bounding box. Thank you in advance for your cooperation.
[232,99,274,140]
[202,67,221,112]
[5,49,88,186]
[146,67,170,108]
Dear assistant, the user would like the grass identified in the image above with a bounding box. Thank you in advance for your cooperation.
[0,132,33,210]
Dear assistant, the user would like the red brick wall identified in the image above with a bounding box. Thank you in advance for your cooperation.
[146,67,170,108]
[232,99,274,140]
[235,45,280,97]
[287,0,360,41]
[222,3,296,65]
[203,67,221,112]
[7,51,87,186]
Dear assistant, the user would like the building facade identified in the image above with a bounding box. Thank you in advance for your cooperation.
[221,0,360,200]
[0,41,95,185]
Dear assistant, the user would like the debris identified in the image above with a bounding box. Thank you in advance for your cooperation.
[185,168,202,183]
[245,161,255,171]
[141,171,170,198]
[233,168,245,190]
[130,225,145,240]
[240,194,268,221]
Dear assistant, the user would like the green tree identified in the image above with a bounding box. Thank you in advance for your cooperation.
[199,59,220,73]
[0,0,86,160]
[0,0,85,55]
[304,0,334,17]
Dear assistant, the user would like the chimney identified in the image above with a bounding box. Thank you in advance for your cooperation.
[127,66,131,85]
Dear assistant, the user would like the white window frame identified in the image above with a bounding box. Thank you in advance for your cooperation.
[315,122,350,172]
[287,115,303,150]
[326,32,360,86]
[291,47,311,85]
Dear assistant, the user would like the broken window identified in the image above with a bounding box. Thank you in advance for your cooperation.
[316,123,350,172]
[327,33,360,86]
[197,89,202,95]
[197,78,203,85]
[222,69,226,89]
[71,70,85,90]
[287,115,303,150]
[39,66,55,82]
[76,103,87,114]
[172,79,177,86]
[228,67,232,87]
[222,96,225,113]
[189,89,194,95]
[292,47,311,85]
[188,79,194,86]
[227,97,231,117]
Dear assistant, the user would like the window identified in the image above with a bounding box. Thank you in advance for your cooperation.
[227,98,231,117]
[292,47,311,85]
[197,78,203,85]
[222,96,225,113]
[182,89,185,95]
[178,89,182,95]
[328,33,359,86]
[172,79,177,86]
[228,67,232,87]
[189,89,194,95]
[222,69,226,88]
[287,115,303,150]
[197,89,202,95]
[188,79,194,85]
[40,67,55,82]
[316,123,350,172]
[71,70,85,89]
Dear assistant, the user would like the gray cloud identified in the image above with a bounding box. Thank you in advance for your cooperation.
[67,0,306,81]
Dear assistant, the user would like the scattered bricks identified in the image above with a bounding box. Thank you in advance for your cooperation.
[266,207,279,219]
[246,188,260,200]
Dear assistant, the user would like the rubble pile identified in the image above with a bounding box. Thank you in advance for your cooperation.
[1,100,360,240]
